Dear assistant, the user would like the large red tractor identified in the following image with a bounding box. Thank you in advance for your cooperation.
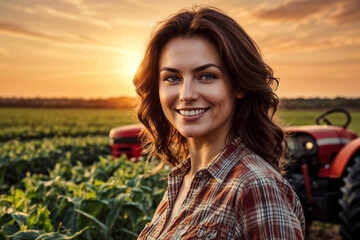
[284,109,360,239]
[109,109,360,239]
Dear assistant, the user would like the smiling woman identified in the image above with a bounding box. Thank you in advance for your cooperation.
[133,6,305,240]
[158,36,243,142]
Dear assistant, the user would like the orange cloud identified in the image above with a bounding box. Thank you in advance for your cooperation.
[254,0,359,25]
[0,21,114,47]
[0,21,67,42]
[330,0,360,24]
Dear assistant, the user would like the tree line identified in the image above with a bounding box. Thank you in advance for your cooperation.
[279,97,360,110]
[1,97,360,110]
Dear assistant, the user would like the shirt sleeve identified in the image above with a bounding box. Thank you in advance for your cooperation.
[235,177,305,240]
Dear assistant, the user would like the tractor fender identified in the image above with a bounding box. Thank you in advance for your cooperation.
[328,138,360,178]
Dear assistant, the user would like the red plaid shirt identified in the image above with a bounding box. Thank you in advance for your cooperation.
[138,141,305,239]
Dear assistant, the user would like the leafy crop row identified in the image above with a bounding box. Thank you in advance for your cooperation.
[0,136,111,194]
[0,155,168,240]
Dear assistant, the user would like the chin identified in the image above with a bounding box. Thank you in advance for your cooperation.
[178,129,200,138]
[179,130,207,139]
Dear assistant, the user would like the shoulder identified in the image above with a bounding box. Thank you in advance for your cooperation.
[225,149,288,191]
[228,151,305,239]
[225,147,304,217]
[227,151,299,209]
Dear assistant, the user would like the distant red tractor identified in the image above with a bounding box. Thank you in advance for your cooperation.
[109,124,143,161]
[109,109,360,239]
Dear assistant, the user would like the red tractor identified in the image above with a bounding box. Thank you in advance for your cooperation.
[285,108,360,239]
[109,109,360,239]
[109,124,143,161]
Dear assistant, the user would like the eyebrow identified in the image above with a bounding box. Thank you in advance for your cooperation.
[159,63,222,73]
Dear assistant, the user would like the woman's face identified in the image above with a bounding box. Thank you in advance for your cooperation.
[158,36,243,141]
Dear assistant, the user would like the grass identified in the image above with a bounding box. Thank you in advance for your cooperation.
[308,221,341,240]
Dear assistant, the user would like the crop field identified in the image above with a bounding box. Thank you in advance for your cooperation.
[0,108,138,141]
[1,107,359,239]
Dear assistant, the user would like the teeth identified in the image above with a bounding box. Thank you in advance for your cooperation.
[179,109,206,116]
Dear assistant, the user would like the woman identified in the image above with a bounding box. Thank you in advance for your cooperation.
[134,6,305,240]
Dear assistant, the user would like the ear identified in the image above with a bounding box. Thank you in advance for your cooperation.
[236,90,245,99]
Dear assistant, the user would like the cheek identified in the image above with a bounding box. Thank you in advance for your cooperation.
[205,84,234,105]
[159,84,176,112]
[158,83,167,105]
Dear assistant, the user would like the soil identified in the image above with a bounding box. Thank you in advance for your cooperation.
[307,222,341,240]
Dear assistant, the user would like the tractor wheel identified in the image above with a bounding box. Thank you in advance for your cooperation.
[339,156,360,240]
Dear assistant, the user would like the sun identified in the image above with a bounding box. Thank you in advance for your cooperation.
[117,52,142,81]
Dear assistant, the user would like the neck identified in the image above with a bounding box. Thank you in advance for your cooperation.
[186,130,228,177]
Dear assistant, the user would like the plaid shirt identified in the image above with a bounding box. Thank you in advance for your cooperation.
[138,141,305,240]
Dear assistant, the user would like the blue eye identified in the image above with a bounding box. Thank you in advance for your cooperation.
[164,75,180,83]
[199,73,216,81]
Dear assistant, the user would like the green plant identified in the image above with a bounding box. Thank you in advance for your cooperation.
[0,156,168,240]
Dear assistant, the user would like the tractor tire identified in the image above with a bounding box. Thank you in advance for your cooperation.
[339,156,360,240]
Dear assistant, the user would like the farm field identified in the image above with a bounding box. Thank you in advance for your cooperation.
[1,107,359,239]
[0,108,138,141]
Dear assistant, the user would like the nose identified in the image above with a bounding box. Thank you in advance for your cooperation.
[179,78,199,102]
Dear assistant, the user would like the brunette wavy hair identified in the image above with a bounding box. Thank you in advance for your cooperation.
[133,6,286,174]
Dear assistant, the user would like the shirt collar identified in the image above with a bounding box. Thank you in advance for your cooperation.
[168,157,191,178]
[168,138,246,184]
[206,139,245,184]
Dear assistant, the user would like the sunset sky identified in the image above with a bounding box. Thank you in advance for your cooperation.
[1,0,359,99]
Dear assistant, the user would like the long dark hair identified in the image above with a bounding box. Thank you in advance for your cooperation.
[133,6,286,174]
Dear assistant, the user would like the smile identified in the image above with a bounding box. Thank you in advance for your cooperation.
[177,109,208,116]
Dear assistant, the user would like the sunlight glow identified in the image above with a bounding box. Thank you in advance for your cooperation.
[0,0,359,98]
[121,53,142,82]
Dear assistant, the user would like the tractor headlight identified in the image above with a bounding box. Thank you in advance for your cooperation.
[305,141,314,150]
[303,139,317,155]
[288,133,318,157]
